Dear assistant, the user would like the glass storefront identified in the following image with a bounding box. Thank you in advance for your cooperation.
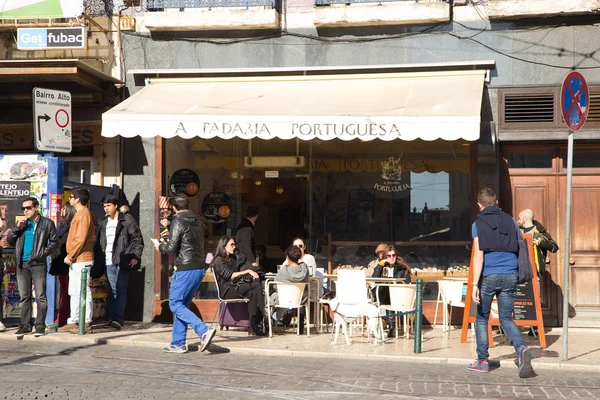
[164,136,473,299]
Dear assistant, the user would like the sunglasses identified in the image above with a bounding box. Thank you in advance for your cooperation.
[387,254,397,258]
[21,206,34,211]
[69,195,75,199]
[296,244,304,248]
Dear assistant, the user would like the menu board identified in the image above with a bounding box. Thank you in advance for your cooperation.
[514,281,536,321]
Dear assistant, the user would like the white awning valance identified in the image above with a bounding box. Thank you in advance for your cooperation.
[102,70,486,142]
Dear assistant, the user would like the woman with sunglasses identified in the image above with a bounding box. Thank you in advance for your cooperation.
[211,236,266,336]
[372,245,411,337]
[50,204,76,327]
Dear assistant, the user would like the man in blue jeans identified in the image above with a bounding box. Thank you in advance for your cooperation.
[97,195,144,330]
[154,194,216,354]
[469,188,534,378]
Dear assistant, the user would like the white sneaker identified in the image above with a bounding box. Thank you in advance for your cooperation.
[0,321,6,332]
[200,328,216,352]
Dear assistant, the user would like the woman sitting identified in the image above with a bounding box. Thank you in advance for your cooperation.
[371,245,411,337]
[211,236,266,336]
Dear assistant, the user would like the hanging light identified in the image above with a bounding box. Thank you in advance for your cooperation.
[275,185,284,195]
[255,180,262,186]
[231,171,238,179]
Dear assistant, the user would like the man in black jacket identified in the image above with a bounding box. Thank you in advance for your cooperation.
[236,205,258,270]
[154,194,216,354]
[97,195,144,330]
[6,197,58,338]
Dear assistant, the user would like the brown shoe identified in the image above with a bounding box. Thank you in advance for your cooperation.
[70,323,92,334]
[57,324,77,333]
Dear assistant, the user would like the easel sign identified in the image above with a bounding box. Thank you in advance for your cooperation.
[461,233,546,348]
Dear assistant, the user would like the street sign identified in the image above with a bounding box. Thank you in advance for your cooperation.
[561,71,589,132]
[32,87,72,153]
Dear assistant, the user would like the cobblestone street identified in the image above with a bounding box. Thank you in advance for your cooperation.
[1,339,599,399]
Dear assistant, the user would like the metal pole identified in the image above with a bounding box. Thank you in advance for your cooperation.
[78,267,88,335]
[414,278,423,354]
[562,129,574,361]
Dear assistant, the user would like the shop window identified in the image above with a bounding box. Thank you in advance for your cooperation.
[64,158,93,184]
[561,150,600,169]
[507,150,553,169]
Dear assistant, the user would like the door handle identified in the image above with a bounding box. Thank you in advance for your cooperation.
[569,258,575,265]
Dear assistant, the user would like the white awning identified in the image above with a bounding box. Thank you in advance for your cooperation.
[102,70,486,141]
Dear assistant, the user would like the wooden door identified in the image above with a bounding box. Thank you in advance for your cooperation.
[558,175,600,327]
[503,174,561,326]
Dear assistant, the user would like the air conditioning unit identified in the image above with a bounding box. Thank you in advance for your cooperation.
[244,156,305,168]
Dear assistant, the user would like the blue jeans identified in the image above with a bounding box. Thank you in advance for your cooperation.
[476,273,525,361]
[106,264,130,325]
[169,268,209,346]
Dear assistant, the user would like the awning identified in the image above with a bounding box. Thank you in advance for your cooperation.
[102,70,486,142]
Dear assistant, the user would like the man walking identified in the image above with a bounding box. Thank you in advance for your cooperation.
[469,188,534,378]
[6,197,58,337]
[97,195,144,330]
[235,205,259,270]
[154,194,215,354]
[58,188,96,333]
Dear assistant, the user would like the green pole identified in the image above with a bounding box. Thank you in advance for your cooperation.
[414,278,423,354]
[78,267,88,335]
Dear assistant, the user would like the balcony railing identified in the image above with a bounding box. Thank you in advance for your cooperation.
[146,0,275,9]
[315,0,438,5]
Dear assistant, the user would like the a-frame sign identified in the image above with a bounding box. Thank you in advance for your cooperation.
[461,233,546,348]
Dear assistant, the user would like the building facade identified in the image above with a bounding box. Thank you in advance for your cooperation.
[104,0,600,327]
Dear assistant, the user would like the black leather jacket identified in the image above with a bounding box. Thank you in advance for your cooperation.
[159,210,205,271]
[97,212,144,267]
[7,216,58,267]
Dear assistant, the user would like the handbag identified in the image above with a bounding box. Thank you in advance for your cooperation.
[517,229,534,284]
[233,274,254,285]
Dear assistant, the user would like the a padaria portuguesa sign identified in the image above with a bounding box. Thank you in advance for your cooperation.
[374,155,411,193]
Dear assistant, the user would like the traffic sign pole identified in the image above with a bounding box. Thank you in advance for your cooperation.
[560,71,590,362]
[562,130,573,361]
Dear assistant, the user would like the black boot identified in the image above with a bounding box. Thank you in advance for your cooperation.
[249,316,266,336]
[387,316,395,338]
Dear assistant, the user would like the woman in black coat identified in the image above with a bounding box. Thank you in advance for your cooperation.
[50,204,76,327]
[211,235,265,336]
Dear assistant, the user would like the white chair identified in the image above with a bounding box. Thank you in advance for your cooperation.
[267,281,309,337]
[378,284,416,339]
[434,279,473,336]
[334,270,381,343]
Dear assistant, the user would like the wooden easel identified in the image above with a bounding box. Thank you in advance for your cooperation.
[461,233,546,348]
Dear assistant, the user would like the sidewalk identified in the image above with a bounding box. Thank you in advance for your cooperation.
[1,322,598,372]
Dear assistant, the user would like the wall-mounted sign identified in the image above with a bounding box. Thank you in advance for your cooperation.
[33,87,72,153]
[201,192,231,223]
[169,169,199,197]
[18,27,86,50]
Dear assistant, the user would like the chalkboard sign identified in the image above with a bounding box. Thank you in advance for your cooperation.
[514,281,536,321]
[461,233,546,348]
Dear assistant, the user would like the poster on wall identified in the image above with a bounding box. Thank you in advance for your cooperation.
[0,0,83,19]
[201,192,231,223]
[169,169,200,197]
[158,196,174,240]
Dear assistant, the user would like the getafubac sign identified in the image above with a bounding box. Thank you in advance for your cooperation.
[17,27,86,50]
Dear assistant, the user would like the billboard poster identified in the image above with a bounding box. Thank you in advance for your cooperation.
[0,0,83,19]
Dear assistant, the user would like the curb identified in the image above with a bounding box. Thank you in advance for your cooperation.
[1,333,598,373]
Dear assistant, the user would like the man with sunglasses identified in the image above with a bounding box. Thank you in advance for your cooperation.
[6,197,58,338]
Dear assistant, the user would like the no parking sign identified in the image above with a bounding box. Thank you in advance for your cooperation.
[561,71,589,131]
